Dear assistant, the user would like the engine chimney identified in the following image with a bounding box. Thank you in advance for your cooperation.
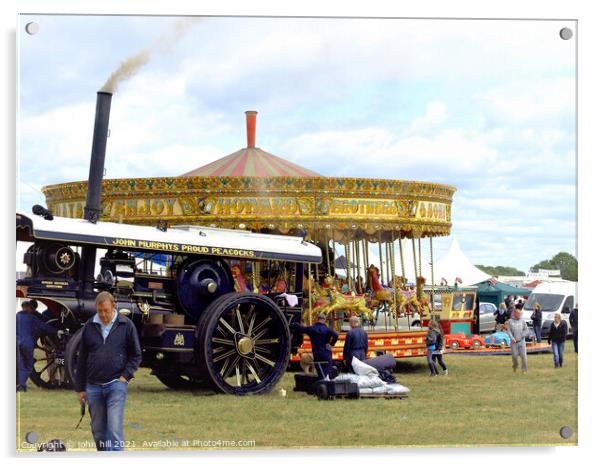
[245,110,257,148]
[84,91,112,223]
[81,91,112,299]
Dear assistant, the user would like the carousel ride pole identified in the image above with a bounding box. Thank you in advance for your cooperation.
[350,240,357,293]
[378,231,385,287]
[386,238,393,329]
[390,231,398,331]
[411,238,418,283]
[418,237,423,278]
[324,230,331,279]
[355,240,362,293]
[345,241,352,293]
[398,234,406,279]
[430,236,435,311]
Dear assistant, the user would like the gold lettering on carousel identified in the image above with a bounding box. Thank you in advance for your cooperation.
[329,199,398,216]
[415,201,448,221]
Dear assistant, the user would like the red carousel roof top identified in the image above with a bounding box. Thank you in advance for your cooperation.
[181,111,322,178]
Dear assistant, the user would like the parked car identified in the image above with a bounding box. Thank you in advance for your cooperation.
[522,282,576,337]
[478,302,498,333]
[445,333,486,350]
[484,331,511,348]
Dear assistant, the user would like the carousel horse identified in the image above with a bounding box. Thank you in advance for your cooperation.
[303,275,372,323]
[403,276,431,318]
[366,264,393,303]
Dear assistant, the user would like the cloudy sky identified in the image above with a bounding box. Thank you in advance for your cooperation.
[16,15,576,273]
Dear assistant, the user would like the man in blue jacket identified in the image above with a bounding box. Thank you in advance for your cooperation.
[293,313,338,379]
[343,316,368,372]
[74,291,141,451]
[16,300,60,392]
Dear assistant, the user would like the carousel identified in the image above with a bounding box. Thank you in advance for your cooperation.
[42,111,461,359]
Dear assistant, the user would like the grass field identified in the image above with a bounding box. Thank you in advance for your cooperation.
[16,346,578,451]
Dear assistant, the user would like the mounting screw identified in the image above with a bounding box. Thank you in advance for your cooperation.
[25,22,39,35]
[559,28,573,40]
[559,426,573,439]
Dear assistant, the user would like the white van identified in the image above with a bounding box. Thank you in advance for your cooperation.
[522,281,577,337]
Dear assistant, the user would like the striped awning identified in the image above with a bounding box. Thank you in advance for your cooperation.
[180,147,322,178]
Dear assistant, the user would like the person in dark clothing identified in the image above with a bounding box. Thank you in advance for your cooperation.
[432,321,448,375]
[426,321,440,377]
[343,316,368,372]
[16,300,60,391]
[548,313,568,368]
[74,292,142,451]
[531,303,543,343]
[293,313,338,379]
[569,304,578,353]
[494,303,509,328]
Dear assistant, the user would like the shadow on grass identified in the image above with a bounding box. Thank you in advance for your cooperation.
[395,359,427,373]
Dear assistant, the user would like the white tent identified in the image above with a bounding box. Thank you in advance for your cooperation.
[427,237,491,286]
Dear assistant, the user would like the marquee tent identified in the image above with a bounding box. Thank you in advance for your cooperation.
[426,237,491,286]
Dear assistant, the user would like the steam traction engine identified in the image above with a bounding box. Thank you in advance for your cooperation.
[16,91,322,395]
[16,211,321,394]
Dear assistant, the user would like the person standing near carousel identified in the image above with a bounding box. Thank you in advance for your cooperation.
[530,303,543,343]
[16,300,61,392]
[548,313,568,368]
[293,313,339,379]
[506,306,529,373]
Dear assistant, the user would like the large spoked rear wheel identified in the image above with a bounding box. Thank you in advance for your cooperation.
[196,292,291,395]
[30,319,71,389]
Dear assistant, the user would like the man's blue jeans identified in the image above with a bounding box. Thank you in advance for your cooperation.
[86,380,128,451]
[552,341,565,368]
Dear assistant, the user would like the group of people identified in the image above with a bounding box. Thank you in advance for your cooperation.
[492,298,578,371]
[294,313,369,378]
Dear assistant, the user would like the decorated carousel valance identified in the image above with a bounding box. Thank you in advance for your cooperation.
[42,111,456,243]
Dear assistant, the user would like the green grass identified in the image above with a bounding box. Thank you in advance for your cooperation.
[16,346,578,451]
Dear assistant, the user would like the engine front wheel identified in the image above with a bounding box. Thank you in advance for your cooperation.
[196,292,291,395]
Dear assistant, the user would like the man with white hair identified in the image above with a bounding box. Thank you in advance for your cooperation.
[343,315,368,372]
[506,307,529,373]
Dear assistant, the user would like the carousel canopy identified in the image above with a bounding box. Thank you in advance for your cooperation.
[42,110,456,242]
[181,112,321,178]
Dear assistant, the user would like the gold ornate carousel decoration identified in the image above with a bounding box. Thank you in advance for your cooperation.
[42,111,456,327]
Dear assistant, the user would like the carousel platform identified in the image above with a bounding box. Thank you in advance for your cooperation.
[447,342,552,356]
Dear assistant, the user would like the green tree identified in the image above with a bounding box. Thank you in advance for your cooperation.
[531,252,578,281]
[475,265,526,276]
